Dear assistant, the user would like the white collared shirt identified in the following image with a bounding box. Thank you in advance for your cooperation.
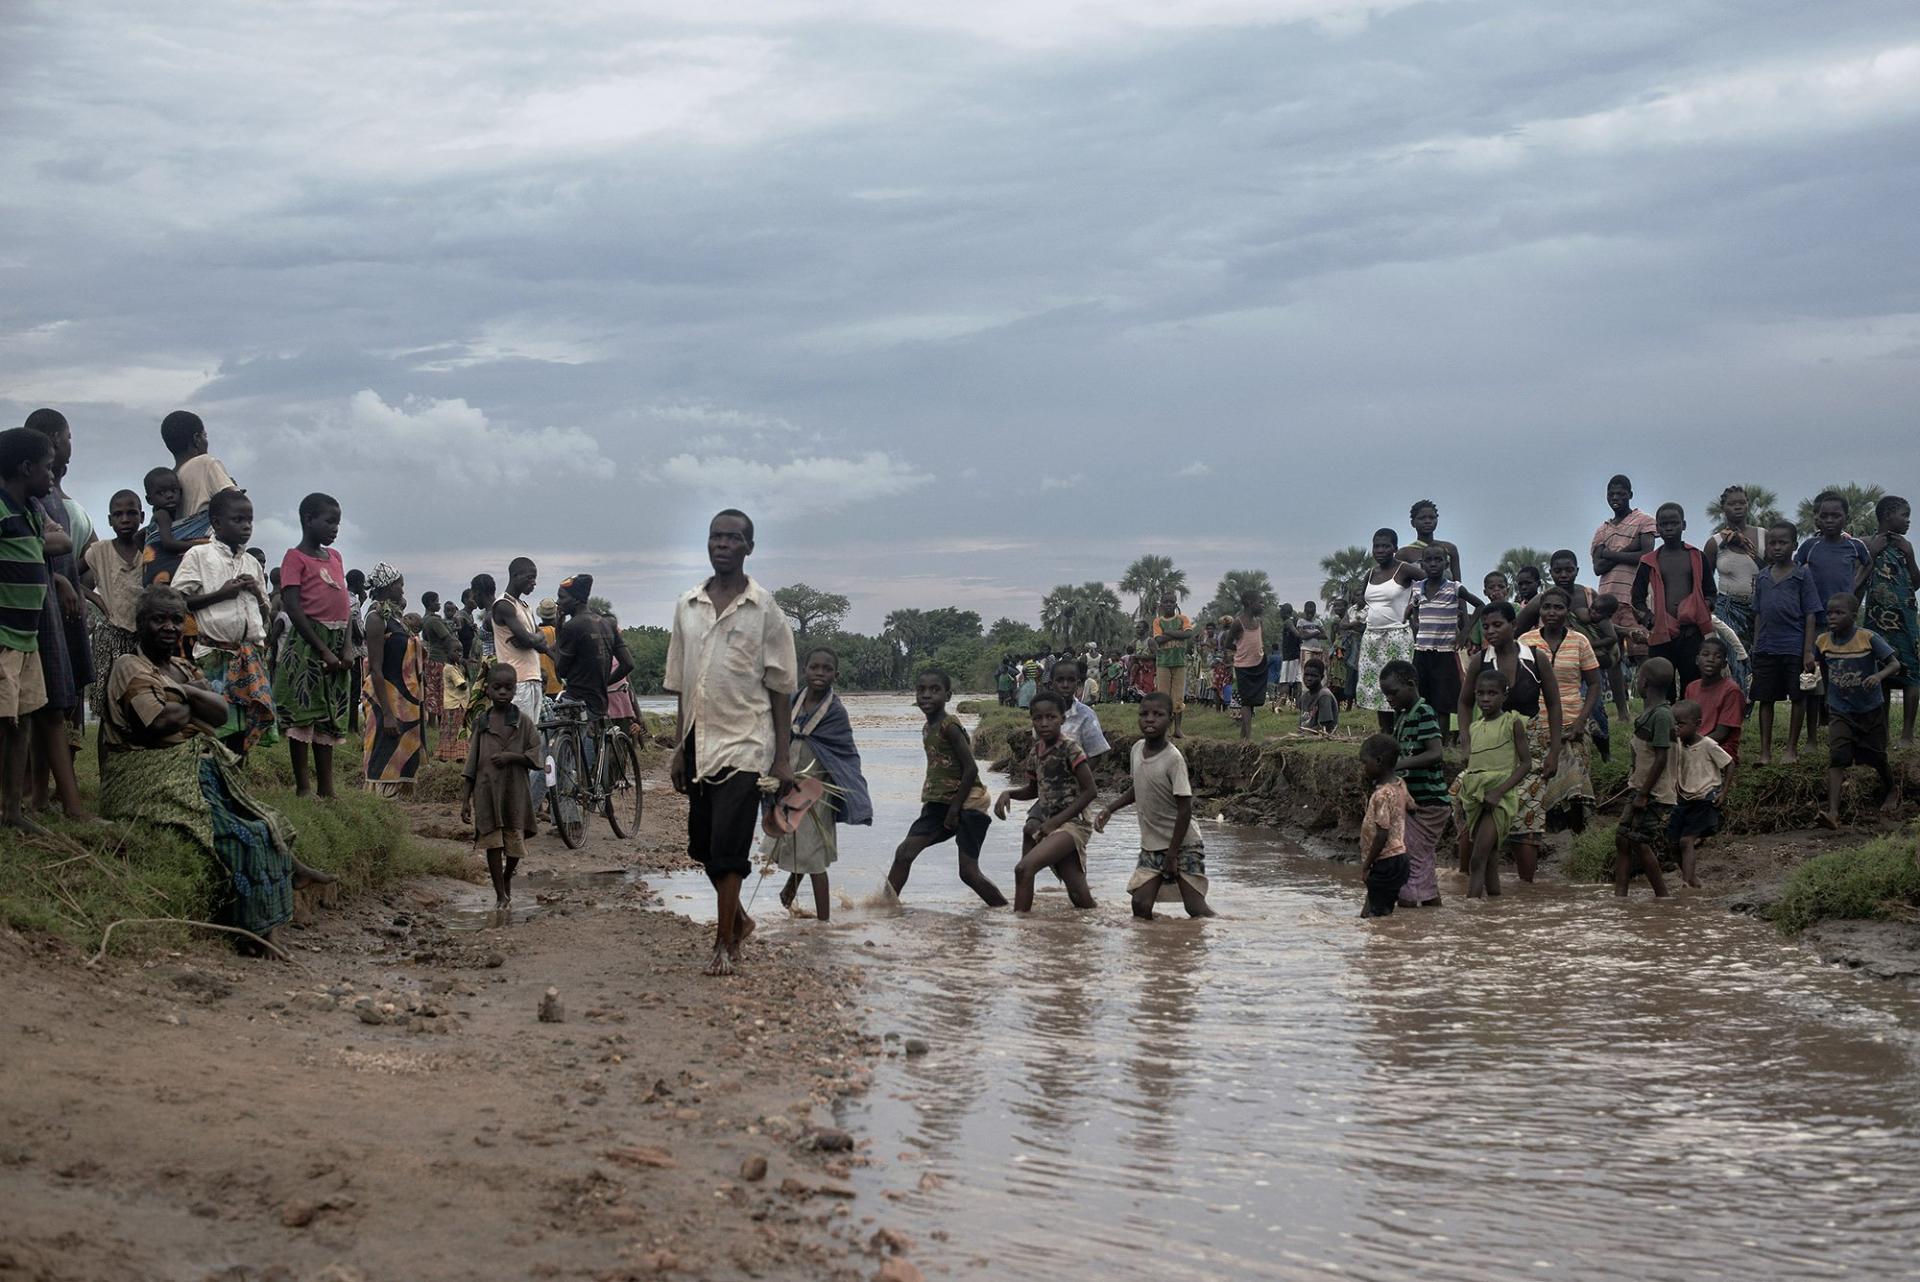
[1062,698,1111,760]
[173,542,268,646]
[664,575,797,781]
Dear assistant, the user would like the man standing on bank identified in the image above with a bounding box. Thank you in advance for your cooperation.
[666,510,798,976]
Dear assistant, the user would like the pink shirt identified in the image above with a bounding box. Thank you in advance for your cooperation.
[279,547,351,625]
[1233,621,1265,669]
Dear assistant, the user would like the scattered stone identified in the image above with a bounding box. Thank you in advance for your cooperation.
[280,1199,318,1228]
[484,952,505,968]
[538,988,565,1023]
[290,992,336,1012]
[803,1126,854,1153]
[605,1145,677,1169]
[873,1260,924,1281]
[353,998,388,1026]
[636,1249,678,1273]
[740,1155,768,1182]
[902,1038,928,1057]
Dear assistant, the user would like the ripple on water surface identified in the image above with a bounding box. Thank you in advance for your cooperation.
[653,695,1920,1281]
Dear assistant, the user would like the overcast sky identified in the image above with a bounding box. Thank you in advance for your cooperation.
[3,1,1916,631]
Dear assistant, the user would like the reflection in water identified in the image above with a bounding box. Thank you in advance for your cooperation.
[651,696,1920,1281]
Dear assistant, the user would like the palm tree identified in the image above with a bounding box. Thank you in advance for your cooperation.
[1495,547,1551,584]
[1202,570,1277,622]
[1795,483,1883,537]
[1704,484,1786,532]
[882,608,927,686]
[1318,546,1372,604]
[1039,582,1128,648]
[1119,555,1188,621]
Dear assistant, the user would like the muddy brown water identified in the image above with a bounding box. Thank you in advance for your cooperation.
[469,695,1920,1280]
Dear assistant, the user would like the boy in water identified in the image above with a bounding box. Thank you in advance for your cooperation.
[1616,656,1677,898]
[886,669,1007,906]
[1049,658,1112,762]
[1457,667,1530,899]
[1814,592,1901,828]
[995,691,1098,913]
[1749,521,1821,763]
[1296,658,1339,734]
[1633,503,1716,697]
[1094,692,1212,920]
[1667,699,1734,889]
[1683,635,1745,762]
[1379,660,1446,907]
[1357,733,1412,917]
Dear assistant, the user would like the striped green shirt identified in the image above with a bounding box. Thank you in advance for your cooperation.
[0,490,48,652]
[1392,698,1448,805]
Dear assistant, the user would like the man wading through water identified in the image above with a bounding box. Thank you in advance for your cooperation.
[666,510,797,976]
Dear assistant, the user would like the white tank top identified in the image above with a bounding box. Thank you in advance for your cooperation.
[1364,573,1413,630]
[493,595,542,684]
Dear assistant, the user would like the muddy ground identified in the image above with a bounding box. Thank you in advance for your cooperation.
[0,778,934,1282]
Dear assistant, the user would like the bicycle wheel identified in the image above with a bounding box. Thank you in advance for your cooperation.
[548,727,587,849]
[603,732,643,838]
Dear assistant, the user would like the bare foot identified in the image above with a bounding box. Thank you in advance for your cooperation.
[292,858,337,887]
[778,883,796,909]
[704,944,735,977]
[1817,811,1841,830]
[1780,749,1799,764]
[1755,752,1771,766]
[734,912,757,951]
[1880,791,1901,814]
[2,813,50,837]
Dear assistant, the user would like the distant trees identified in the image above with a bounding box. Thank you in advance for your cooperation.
[1201,570,1277,621]
[1318,546,1371,604]
[1495,547,1552,584]
[1704,484,1786,532]
[773,582,851,642]
[1039,582,1128,649]
[1118,555,1188,622]
[1795,484,1883,537]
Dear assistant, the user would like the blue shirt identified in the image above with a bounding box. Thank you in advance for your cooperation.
[1815,626,1895,716]
[1795,535,1872,625]
[1751,564,1823,656]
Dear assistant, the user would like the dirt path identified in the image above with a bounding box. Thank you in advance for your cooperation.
[0,776,913,1282]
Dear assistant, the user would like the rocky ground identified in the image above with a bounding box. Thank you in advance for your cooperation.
[0,776,936,1282]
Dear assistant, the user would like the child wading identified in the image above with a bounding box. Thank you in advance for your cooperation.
[1357,734,1412,917]
[462,664,540,912]
[1094,692,1213,920]
[1616,656,1677,898]
[1814,592,1902,828]
[765,647,872,922]
[1667,699,1734,889]
[273,493,352,798]
[1379,660,1446,907]
[995,691,1098,912]
[886,670,1007,907]
[1457,667,1530,899]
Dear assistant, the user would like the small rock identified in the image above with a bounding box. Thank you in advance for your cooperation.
[290,992,335,1012]
[874,1260,924,1282]
[353,998,387,1026]
[280,1199,318,1228]
[902,1038,928,1057]
[604,1145,677,1169]
[537,988,564,1023]
[870,1227,914,1255]
[740,1154,768,1182]
[637,1250,677,1273]
[804,1126,854,1153]
[484,952,505,969]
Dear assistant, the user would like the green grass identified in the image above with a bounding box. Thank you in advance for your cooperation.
[0,731,467,955]
[1764,832,1920,934]
[961,697,1378,760]
[1564,822,1622,882]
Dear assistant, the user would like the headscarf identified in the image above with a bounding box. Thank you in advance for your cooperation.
[559,573,593,601]
[367,562,401,591]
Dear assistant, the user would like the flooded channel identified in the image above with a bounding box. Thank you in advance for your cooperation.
[649,694,1920,1280]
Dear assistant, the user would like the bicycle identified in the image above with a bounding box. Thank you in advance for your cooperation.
[539,700,644,849]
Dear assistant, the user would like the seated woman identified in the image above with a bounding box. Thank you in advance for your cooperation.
[100,586,330,953]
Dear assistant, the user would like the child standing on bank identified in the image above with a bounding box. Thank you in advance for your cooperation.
[1814,592,1902,828]
[1667,700,1734,889]
[886,670,1007,906]
[274,493,352,798]
[173,490,275,758]
[1457,667,1530,899]
[1357,734,1412,917]
[1683,635,1746,762]
[1094,692,1213,920]
[995,690,1098,913]
[1616,657,1677,898]
[767,647,872,922]
[462,664,540,911]
[1749,522,1822,763]
[1410,544,1482,745]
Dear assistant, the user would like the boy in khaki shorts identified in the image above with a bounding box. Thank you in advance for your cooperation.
[0,428,56,833]
[1150,589,1194,738]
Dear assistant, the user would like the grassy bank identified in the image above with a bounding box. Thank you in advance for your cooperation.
[1765,833,1920,934]
[0,733,467,956]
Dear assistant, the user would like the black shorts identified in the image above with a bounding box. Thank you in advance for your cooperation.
[1235,665,1268,709]
[1619,800,1673,845]
[1828,707,1889,771]
[1667,797,1722,841]
[1751,653,1810,704]
[683,740,762,878]
[906,802,991,861]
[1413,648,1460,716]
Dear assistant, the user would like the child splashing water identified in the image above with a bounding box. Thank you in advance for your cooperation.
[765,647,871,922]
[1094,692,1213,920]
[996,691,1098,913]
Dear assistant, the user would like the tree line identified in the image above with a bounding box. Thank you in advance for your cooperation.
[615,483,1886,694]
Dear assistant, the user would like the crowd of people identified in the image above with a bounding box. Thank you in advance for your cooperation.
[3,406,1913,970]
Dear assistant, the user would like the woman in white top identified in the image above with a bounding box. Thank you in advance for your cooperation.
[1357,527,1425,726]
